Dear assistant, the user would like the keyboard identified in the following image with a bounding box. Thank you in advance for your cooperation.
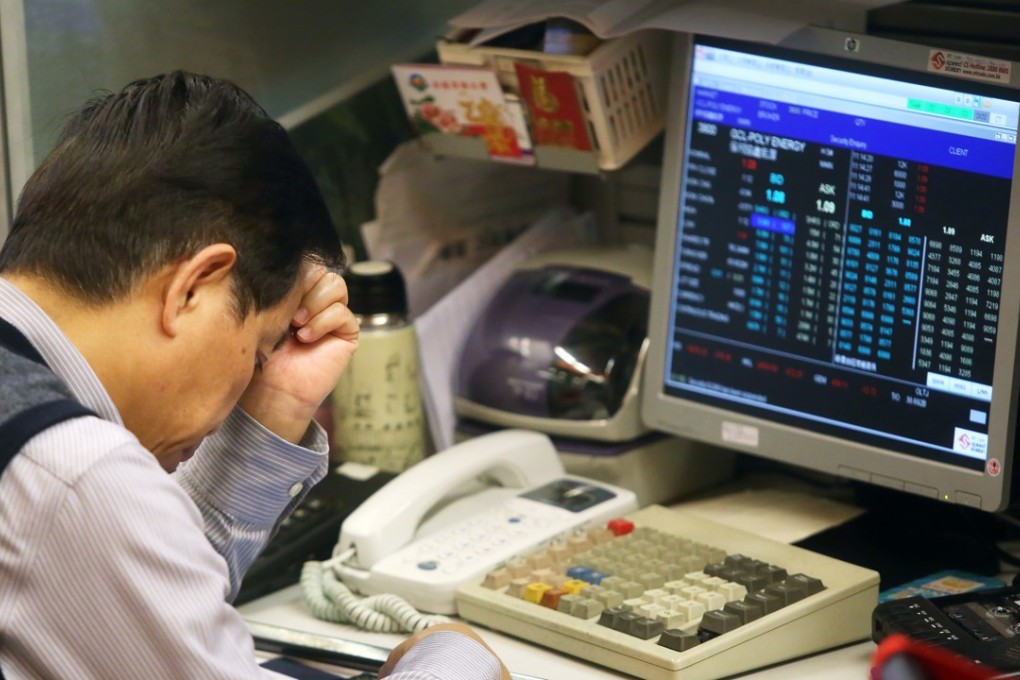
[456,504,880,680]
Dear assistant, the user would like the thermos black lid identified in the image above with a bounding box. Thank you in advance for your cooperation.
[344,260,409,317]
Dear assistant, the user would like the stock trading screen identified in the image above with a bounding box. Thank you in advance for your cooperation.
[665,42,1018,470]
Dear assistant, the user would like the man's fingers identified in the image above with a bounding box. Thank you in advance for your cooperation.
[293,268,349,327]
[294,300,359,343]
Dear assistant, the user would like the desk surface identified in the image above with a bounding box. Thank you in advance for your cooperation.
[239,478,879,679]
[238,584,876,679]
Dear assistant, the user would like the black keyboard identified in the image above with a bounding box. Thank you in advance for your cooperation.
[236,467,395,605]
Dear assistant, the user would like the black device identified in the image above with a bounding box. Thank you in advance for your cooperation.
[260,658,377,679]
[873,584,1020,675]
[235,467,396,606]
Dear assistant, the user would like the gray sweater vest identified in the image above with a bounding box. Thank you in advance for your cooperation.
[0,318,96,680]
[0,318,96,469]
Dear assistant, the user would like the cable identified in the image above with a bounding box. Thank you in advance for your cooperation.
[299,551,450,634]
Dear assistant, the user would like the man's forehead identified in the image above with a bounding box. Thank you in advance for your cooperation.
[297,262,324,294]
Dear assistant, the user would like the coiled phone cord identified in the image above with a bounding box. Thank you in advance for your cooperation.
[299,550,450,633]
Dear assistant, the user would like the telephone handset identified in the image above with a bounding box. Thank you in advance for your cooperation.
[300,429,638,627]
[337,428,566,570]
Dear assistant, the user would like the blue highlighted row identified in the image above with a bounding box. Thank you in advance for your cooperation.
[751,213,796,235]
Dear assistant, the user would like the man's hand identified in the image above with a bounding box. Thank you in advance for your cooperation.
[238,265,359,443]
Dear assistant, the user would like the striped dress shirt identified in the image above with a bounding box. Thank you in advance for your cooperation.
[0,278,499,679]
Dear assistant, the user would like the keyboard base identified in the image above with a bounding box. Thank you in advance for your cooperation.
[456,504,879,680]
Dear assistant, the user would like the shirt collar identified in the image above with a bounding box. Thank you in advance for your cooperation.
[0,277,123,424]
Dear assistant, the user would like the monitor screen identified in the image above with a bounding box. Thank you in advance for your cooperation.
[642,29,1020,511]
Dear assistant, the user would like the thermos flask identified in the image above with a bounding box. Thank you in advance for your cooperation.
[332,260,428,472]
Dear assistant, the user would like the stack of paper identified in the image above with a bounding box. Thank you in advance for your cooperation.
[449,0,903,46]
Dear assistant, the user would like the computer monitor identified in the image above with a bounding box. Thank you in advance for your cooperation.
[642,28,1020,512]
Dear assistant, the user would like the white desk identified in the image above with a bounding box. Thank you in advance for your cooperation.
[239,479,878,679]
[238,584,875,679]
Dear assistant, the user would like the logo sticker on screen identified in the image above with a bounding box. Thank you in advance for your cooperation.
[953,428,988,458]
[927,49,1012,84]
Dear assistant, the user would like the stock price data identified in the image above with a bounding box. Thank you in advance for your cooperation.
[666,42,1017,470]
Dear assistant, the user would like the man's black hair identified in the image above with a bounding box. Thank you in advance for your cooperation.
[0,71,344,317]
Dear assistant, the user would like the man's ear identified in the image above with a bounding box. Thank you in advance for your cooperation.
[160,244,238,337]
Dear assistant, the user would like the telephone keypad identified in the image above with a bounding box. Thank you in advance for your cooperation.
[405,498,570,574]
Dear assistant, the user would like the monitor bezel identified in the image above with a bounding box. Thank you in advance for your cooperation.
[641,28,1020,512]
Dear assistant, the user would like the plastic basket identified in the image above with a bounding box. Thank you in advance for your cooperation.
[437,29,671,171]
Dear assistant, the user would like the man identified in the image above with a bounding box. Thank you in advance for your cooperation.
[0,71,508,679]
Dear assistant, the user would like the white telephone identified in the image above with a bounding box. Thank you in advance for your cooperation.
[300,429,638,630]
